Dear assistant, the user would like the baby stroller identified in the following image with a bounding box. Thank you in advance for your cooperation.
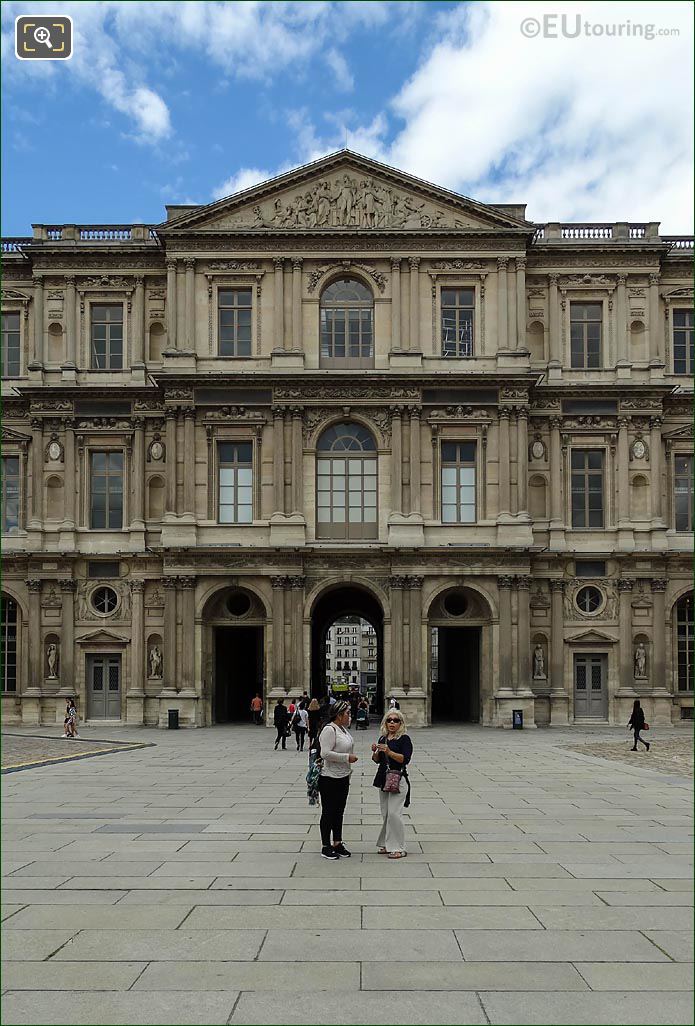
[355,706,369,730]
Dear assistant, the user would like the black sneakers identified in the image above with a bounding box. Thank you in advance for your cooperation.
[321,846,340,860]
[333,843,351,858]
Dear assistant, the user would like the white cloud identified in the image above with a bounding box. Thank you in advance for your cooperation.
[325,49,354,92]
[213,167,274,200]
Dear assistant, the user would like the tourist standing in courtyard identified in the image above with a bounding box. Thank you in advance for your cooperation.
[372,709,412,858]
[273,698,290,750]
[250,693,263,725]
[317,700,357,859]
[307,697,322,746]
[293,702,309,751]
[627,699,650,752]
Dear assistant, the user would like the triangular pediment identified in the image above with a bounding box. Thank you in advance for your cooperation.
[78,629,128,645]
[160,151,533,235]
[1,426,31,445]
[663,423,693,441]
[569,629,617,644]
[0,289,30,303]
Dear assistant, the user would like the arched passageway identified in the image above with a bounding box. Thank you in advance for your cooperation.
[310,585,384,714]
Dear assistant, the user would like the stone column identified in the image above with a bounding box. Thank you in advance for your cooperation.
[548,273,560,363]
[291,258,303,350]
[648,273,662,364]
[58,579,76,694]
[516,258,526,349]
[617,417,630,525]
[30,275,44,368]
[516,575,532,692]
[64,275,76,369]
[26,579,42,691]
[273,408,286,514]
[408,576,423,693]
[408,257,420,351]
[616,274,628,365]
[183,409,196,516]
[29,417,43,528]
[165,408,177,515]
[550,579,566,697]
[497,258,509,350]
[291,407,303,514]
[129,580,145,696]
[549,417,563,524]
[516,408,529,514]
[650,416,663,522]
[184,258,195,351]
[497,576,514,692]
[273,258,285,349]
[389,577,405,693]
[287,576,305,691]
[508,259,517,349]
[409,408,421,515]
[62,418,76,529]
[131,417,145,528]
[162,577,178,693]
[618,579,634,693]
[132,276,145,367]
[166,260,178,350]
[179,576,196,693]
[390,408,403,514]
[271,577,286,690]
[651,579,667,689]
[498,410,511,514]
[391,258,401,348]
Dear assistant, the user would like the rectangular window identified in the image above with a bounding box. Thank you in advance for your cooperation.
[575,560,606,577]
[571,449,604,528]
[1,457,20,533]
[441,441,476,523]
[90,451,124,529]
[570,303,602,369]
[218,289,252,357]
[87,561,120,578]
[218,441,253,523]
[673,309,694,376]
[677,596,693,692]
[91,305,123,370]
[1,312,21,377]
[441,288,474,357]
[1,596,18,693]
[674,455,693,532]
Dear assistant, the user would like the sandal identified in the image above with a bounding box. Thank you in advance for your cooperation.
[387,851,407,859]
[378,847,388,854]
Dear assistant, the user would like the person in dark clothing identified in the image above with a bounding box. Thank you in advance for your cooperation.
[627,699,650,752]
[273,698,290,750]
[307,698,322,747]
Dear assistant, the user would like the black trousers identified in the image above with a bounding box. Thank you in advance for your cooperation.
[275,727,287,749]
[318,775,350,846]
[294,726,307,750]
[633,728,648,748]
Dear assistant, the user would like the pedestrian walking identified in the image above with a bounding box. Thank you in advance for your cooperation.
[627,699,650,752]
[273,698,290,750]
[307,697,322,746]
[293,703,309,751]
[317,700,358,859]
[62,698,73,738]
[371,709,412,859]
[250,693,263,725]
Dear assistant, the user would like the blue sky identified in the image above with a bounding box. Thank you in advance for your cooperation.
[2,1,693,235]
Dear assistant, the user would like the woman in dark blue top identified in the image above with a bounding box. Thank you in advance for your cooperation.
[371,709,413,859]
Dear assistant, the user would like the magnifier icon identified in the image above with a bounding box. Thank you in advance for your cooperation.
[34,26,52,48]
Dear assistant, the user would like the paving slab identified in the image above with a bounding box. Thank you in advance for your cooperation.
[575,962,695,991]
[259,928,462,961]
[50,929,266,961]
[1,961,147,990]
[643,930,694,962]
[229,991,487,1024]
[478,990,694,1025]
[0,991,239,1025]
[133,960,361,991]
[363,960,589,991]
[455,929,671,962]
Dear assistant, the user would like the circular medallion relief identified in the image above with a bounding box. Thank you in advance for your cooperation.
[47,441,62,461]
[531,440,545,460]
[632,439,646,460]
[149,440,164,461]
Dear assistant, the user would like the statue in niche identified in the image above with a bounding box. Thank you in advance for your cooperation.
[634,642,647,679]
[149,645,162,679]
[46,643,59,679]
[532,644,546,679]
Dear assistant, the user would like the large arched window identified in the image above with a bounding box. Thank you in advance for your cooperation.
[676,592,693,692]
[320,278,374,368]
[316,422,377,539]
[1,594,18,693]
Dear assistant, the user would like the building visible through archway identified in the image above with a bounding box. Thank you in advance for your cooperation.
[311,585,384,714]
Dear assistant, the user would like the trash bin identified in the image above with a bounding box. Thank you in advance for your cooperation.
[168,709,179,730]
[512,709,523,729]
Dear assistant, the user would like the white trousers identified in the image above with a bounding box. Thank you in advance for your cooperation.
[376,788,407,853]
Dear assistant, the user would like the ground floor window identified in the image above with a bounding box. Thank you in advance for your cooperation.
[676,593,694,692]
[1,595,18,693]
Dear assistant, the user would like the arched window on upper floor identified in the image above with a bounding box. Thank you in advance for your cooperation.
[320,278,374,369]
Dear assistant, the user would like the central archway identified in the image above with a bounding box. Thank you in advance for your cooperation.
[310,584,384,714]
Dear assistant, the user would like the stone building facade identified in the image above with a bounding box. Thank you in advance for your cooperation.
[1,151,693,729]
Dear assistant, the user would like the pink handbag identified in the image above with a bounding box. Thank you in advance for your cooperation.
[383,767,402,793]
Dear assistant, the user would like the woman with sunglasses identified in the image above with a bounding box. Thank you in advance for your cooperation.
[371,710,413,859]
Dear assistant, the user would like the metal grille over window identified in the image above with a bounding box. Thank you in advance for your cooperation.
[218,289,252,357]
[218,442,253,523]
[1,596,18,693]
[316,422,377,539]
[673,309,694,376]
[91,586,118,614]
[2,457,20,533]
[441,441,476,523]
[674,455,693,532]
[320,279,373,367]
[576,585,602,613]
[441,288,474,357]
[90,452,124,529]
[571,449,604,528]
[570,302,602,369]
[91,304,123,370]
[676,593,694,692]
[2,311,21,377]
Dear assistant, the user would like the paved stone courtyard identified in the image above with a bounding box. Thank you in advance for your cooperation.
[1,724,693,1025]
